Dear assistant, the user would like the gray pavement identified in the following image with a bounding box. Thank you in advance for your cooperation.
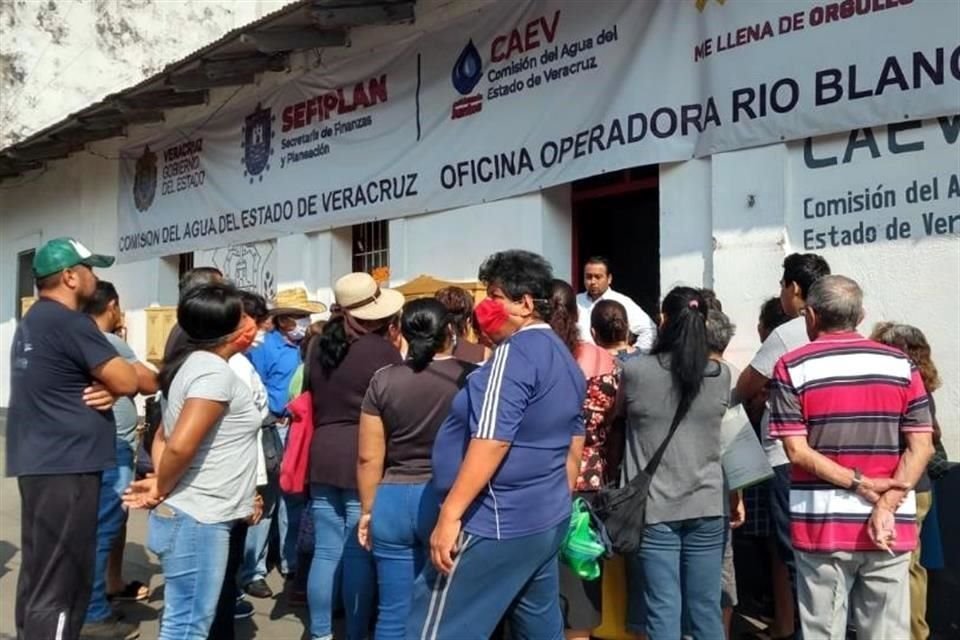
[1,410,957,639]
[0,413,309,640]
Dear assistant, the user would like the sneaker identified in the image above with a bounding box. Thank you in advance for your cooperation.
[234,597,255,619]
[80,616,140,640]
[244,578,273,599]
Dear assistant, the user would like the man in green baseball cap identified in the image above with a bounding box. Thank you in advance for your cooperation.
[9,236,139,640]
[30,237,114,309]
[33,236,115,279]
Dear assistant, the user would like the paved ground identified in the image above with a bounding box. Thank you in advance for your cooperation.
[0,414,309,640]
[1,409,957,640]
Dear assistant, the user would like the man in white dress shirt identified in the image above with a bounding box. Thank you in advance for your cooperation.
[575,256,657,351]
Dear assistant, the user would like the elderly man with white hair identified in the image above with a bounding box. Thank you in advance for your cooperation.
[768,275,934,640]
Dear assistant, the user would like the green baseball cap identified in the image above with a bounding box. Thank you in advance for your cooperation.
[33,237,115,279]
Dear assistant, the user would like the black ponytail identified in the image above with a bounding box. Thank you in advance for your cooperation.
[402,298,451,372]
[651,286,709,421]
[159,283,243,395]
[317,315,350,373]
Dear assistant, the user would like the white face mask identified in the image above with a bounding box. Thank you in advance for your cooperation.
[252,329,266,348]
[286,317,311,342]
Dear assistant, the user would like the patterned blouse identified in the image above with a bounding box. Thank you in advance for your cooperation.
[575,371,620,491]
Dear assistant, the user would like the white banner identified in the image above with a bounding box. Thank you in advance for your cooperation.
[787,116,960,251]
[117,0,960,261]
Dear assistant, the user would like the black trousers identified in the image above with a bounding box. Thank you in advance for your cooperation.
[208,520,249,640]
[16,473,101,640]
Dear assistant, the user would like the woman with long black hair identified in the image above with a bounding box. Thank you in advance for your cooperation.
[620,286,731,639]
[124,283,262,639]
[306,272,405,640]
[356,298,477,639]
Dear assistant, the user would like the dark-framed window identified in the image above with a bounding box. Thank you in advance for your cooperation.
[352,220,389,277]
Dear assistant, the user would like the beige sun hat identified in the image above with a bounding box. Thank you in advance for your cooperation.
[333,272,404,321]
[270,287,327,316]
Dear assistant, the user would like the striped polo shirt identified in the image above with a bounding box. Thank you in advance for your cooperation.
[768,332,933,553]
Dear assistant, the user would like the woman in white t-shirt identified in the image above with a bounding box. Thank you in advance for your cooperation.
[125,282,261,639]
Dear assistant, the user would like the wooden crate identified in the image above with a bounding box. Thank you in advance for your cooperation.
[144,306,177,366]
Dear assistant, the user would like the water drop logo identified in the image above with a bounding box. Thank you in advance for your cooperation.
[450,38,484,120]
[452,39,483,95]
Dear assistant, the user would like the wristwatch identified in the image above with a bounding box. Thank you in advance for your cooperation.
[849,468,863,492]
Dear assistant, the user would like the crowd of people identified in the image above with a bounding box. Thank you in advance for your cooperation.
[6,237,948,640]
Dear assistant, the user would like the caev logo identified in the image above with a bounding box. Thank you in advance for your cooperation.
[450,39,484,119]
[133,145,158,212]
[241,103,275,183]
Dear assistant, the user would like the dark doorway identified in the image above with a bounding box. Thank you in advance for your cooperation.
[16,249,35,319]
[572,166,660,320]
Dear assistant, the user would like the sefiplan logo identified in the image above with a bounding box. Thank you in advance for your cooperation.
[450,39,484,119]
[241,103,275,183]
[133,145,158,212]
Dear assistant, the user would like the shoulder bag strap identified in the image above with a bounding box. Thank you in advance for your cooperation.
[642,397,690,477]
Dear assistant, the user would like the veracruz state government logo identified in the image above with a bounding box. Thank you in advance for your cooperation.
[241,103,275,183]
[133,145,157,212]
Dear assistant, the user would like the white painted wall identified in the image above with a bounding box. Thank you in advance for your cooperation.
[660,119,960,457]
[389,184,572,285]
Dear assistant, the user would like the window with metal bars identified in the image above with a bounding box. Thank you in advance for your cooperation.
[178,252,195,280]
[352,221,389,279]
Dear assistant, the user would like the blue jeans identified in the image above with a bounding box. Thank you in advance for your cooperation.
[279,492,306,575]
[240,508,272,585]
[769,464,797,585]
[148,504,232,639]
[371,482,439,640]
[85,439,135,623]
[637,517,725,640]
[406,519,569,640]
[240,475,277,585]
[308,484,375,640]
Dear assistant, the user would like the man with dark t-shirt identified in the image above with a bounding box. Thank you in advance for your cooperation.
[7,238,138,640]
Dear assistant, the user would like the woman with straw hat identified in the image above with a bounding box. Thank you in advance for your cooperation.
[306,272,405,640]
[244,287,326,599]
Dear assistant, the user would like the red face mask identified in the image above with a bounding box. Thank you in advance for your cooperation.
[231,315,258,352]
[474,298,509,343]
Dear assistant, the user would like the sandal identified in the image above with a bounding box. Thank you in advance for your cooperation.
[107,580,149,602]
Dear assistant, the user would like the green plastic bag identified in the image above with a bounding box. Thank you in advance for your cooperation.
[560,497,608,581]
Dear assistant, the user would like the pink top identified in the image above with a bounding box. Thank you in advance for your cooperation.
[575,342,616,378]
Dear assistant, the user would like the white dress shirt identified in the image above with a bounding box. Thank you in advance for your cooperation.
[576,287,658,351]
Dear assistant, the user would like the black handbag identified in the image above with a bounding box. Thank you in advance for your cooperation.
[593,400,688,555]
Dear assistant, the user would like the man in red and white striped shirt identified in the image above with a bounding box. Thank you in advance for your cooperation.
[769,275,934,640]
